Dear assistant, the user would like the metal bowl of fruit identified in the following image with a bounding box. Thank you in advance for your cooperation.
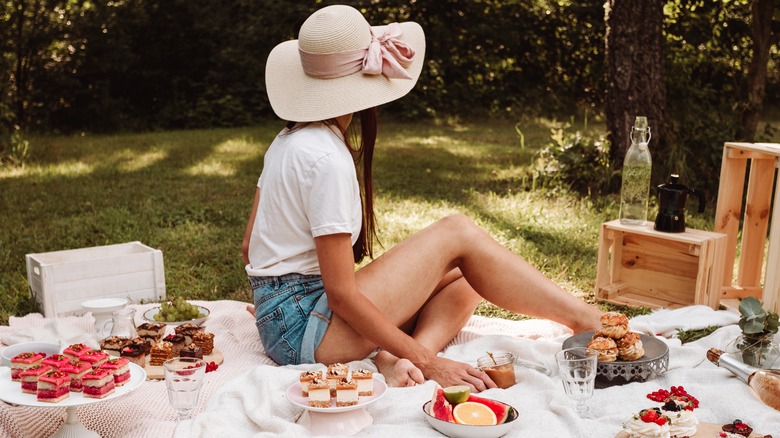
[143,298,209,326]
[422,385,518,438]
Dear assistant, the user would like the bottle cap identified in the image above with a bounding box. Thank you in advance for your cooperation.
[635,116,648,130]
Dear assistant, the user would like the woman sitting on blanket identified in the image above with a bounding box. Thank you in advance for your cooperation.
[242,5,603,392]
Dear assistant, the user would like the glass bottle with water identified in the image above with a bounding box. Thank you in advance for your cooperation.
[619,116,652,225]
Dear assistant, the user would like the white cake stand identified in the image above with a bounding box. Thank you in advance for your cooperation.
[285,377,387,436]
[0,363,146,437]
[80,298,128,336]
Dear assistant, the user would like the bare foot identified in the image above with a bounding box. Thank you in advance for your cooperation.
[246,304,255,317]
[374,351,425,387]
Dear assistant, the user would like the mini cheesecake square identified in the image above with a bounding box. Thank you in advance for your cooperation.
[336,378,358,407]
[42,354,71,370]
[99,357,131,386]
[307,378,331,408]
[99,336,131,357]
[10,352,45,381]
[179,343,203,359]
[60,360,92,392]
[326,363,349,396]
[79,350,110,368]
[163,334,186,357]
[299,370,324,396]
[174,323,204,345]
[120,345,146,368]
[63,343,92,361]
[37,370,71,403]
[19,364,52,394]
[82,368,116,399]
[136,322,165,341]
[352,369,374,396]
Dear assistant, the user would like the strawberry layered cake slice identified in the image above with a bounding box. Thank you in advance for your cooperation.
[99,357,131,386]
[37,370,71,403]
[19,364,53,394]
[79,350,110,369]
[63,343,92,361]
[10,352,45,381]
[42,354,71,370]
[60,360,93,392]
[82,368,116,399]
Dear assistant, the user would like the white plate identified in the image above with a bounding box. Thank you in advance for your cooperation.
[0,362,146,407]
[285,377,387,413]
[80,298,128,313]
[143,305,210,326]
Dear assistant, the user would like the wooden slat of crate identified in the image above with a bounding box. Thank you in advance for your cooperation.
[595,220,726,309]
[714,142,780,312]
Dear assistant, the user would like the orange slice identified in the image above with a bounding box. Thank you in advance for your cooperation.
[452,401,498,426]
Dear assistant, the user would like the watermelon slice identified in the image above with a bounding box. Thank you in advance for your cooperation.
[429,384,454,422]
[467,394,511,424]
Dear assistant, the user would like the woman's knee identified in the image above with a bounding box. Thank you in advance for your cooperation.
[435,214,484,240]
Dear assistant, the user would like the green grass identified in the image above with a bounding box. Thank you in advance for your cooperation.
[0,116,736,326]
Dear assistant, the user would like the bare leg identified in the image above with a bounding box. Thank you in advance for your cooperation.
[316,214,602,386]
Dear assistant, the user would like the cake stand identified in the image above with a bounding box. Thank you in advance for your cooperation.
[285,377,387,436]
[0,363,146,437]
[80,298,128,336]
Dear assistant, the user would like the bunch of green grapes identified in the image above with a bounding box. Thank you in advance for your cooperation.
[153,296,205,322]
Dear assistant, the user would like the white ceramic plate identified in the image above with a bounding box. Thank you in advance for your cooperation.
[80,297,128,313]
[285,377,387,413]
[1,342,60,367]
[0,362,146,407]
[422,400,519,438]
[143,305,210,326]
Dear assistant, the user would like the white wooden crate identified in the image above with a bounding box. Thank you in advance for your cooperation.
[26,241,166,317]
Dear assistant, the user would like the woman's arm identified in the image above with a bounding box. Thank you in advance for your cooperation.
[242,188,261,265]
[314,233,437,370]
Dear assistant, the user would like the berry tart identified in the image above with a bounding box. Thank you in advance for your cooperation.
[647,386,699,438]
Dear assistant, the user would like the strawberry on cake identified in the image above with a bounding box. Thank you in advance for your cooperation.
[42,354,71,370]
[63,343,92,361]
[82,368,116,399]
[99,357,131,386]
[60,360,92,392]
[37,370,71,403]
[19,364,52,394]
[10,352,45,381]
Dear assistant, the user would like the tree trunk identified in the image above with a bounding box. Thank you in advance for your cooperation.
[737,0,776,141]
[604,0,667,185]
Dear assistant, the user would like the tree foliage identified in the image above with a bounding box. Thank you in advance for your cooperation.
[1,0,778,190]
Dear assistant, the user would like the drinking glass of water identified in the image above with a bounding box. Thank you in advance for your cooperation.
[555,347,598,417]
[164,357,207,422]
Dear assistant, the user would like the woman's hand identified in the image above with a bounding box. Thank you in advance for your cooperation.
[423,356,497,393]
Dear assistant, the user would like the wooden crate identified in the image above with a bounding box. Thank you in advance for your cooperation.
[595,220,727,309]
[26,242,166,317]
[714,142,780,312]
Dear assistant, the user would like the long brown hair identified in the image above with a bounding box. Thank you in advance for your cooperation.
[285,107,379,263]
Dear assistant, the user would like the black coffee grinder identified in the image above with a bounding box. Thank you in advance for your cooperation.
[654,174,705,233]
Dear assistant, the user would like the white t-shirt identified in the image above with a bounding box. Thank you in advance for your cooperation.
[245,123,362,277]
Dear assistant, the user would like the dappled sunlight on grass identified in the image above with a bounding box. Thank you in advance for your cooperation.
[0,160,94,180]
[117,149,168,172]
[185,137,262,177]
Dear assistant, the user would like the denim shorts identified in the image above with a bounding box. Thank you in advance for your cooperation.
[249,273,332,365]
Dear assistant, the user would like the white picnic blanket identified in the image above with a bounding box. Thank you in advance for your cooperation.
[179,305,779,438]
[1,301,778,437]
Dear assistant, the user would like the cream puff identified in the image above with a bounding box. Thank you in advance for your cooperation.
[599,311,630,339]
[587,336,618,362]
[617,331,645,361]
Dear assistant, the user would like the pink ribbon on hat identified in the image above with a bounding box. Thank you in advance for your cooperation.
[299,23,415,80]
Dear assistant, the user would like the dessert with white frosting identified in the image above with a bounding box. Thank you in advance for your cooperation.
[623,408,671,438]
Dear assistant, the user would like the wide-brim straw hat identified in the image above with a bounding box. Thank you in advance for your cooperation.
[265,5,426,122]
